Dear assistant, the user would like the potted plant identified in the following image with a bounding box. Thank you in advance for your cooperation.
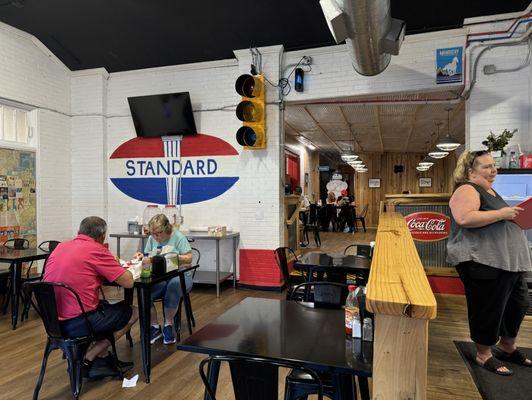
[482,129,517,168]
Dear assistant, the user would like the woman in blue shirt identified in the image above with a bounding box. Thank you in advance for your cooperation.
[138,214,192,345]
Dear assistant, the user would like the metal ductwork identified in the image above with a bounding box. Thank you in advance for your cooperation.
[320,0,405,76]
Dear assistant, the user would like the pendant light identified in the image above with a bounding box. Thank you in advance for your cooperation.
[428,123,449,159]
[436,107,460,151]
[419,156,435,167]
[416,165,431,172]
[341,131,359,162]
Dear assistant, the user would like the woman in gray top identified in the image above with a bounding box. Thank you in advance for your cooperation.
[447,150,531,375]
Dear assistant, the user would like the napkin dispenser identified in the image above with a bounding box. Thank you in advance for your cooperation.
[128,221,140,234]
[151,255,167,276]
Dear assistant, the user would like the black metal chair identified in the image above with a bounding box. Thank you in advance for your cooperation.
[20,240,61,321]
[199,354,324,400]
[324,204,339,232]
[24,281,122,400]
[156,242,200,342]
[3,238,29,249]
[174,245,200,341]
[2,238,31,316]
[302,204,321,247]
[354,205,369,233]
[287,282,370,400]
[344,243,373,259]
[273,247,306,300]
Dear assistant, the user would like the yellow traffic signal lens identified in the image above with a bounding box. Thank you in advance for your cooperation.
[235,74,261,97]
[236,101,262,122]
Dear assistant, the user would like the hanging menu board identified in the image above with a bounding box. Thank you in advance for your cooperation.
[0,148,36,246]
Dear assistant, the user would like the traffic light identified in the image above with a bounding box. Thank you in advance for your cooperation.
[235,74,266,149]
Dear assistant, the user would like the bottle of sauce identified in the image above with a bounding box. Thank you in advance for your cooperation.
[345,285,359,337]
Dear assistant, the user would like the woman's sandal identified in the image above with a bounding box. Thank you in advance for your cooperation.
[493,348,532,367]
[476,356,513,376]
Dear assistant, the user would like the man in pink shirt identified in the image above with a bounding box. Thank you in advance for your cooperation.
[44,216,138,379]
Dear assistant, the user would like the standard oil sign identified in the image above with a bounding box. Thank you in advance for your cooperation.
[404,212,450,242]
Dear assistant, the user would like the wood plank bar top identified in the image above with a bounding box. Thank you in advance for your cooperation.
[366,212,437,400]
[366,212,437,320]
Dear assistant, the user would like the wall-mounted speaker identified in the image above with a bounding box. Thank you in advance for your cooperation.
[394,165,404,173]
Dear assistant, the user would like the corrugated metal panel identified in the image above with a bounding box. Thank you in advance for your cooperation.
[396,204,451,268]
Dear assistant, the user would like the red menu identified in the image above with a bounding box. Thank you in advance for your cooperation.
[513,197,532,230]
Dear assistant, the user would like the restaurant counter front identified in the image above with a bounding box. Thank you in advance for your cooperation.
[384,194,453,276]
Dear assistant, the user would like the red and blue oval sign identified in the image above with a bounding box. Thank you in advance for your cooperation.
[109,134,239,204]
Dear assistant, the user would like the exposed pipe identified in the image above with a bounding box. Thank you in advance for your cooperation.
[343,0,391,76]
[320,0,405,76]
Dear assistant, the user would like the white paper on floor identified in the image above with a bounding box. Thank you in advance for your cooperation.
[122,374,139,388]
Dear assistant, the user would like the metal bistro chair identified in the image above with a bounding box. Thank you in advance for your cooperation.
[288,281,370,400]
[344,243,373,259]
[174,243,201,341]
[302,204,321,247]
[2,238,31,315]
[3,238,30,249]
[25,281,122,400]
[199,354,324,400]
[354,205,369,233]
[155,241,200,342]
[21,240,61,321]
[274,247,306,300]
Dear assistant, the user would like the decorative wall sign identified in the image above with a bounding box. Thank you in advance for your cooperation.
[0,148,36,246]
[436,47,463,84]
[109,134,239,204]
[419,177,432,188]
[404,212,450,242]
[368,178,381,188]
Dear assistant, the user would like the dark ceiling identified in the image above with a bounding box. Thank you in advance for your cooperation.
[0,0,529,73]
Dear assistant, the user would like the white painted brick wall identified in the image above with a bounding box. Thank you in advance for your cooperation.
[468,43,531,151]
[37,110,72,242]
[0,22,72,245]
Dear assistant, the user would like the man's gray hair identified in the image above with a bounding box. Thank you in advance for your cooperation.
[78,216,107,240]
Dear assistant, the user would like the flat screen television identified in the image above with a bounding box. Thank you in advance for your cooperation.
[127,92,197,137]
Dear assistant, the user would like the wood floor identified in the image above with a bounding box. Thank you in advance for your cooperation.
[1,230,530,400]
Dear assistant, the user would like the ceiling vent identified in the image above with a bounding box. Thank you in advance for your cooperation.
[320,0,405,76]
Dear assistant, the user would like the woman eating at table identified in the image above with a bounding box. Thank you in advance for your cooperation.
[136,214,192,345]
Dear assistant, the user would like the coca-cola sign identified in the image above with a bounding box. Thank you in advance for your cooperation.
[404,212,450,241]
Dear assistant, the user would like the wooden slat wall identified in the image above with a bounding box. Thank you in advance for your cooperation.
[355,152,456,227]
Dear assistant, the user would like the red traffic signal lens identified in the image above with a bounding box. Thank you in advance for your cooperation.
[236,126,257,147]
[235,74,261,97]
[236,101,262,122]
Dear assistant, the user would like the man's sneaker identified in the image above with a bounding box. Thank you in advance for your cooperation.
[88,357,121,380]
[150,325,162,344]
[163,325,176,345]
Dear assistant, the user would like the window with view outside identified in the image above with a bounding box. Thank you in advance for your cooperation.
[0,106,29,144]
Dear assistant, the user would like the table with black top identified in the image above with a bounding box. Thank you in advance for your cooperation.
[110,231,239,297]
[177,297,372,400]
[0,246,50,330]
[131,264,198,383]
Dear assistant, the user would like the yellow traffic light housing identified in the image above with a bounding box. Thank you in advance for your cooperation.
[235,74,266,149]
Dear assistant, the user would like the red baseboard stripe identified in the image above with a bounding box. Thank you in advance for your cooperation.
[428,276,464,295]
[239,249,283,288]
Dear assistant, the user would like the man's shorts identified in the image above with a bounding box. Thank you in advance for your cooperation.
[60,300,132,338]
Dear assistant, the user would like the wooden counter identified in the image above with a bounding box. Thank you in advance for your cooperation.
[384,193,453,275]
[367,211,437,400]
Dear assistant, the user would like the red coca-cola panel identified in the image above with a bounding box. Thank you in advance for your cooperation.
[404,212,450,241]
